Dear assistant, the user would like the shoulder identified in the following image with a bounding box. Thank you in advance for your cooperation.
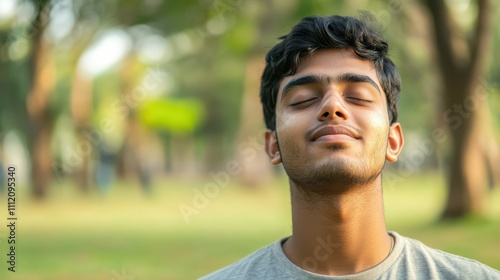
[397,234,500,279]
[199,239,285,280]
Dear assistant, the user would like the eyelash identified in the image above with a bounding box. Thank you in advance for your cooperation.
[290,98,317,106]
[289,96,372,107]
[346,97,372,103]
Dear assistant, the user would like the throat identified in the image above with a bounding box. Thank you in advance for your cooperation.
[284,181,391,276]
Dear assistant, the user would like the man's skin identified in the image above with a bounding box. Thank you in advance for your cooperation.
[264,49,404,276]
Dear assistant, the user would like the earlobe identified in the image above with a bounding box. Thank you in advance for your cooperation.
[265,129,282,165]
[386,123,404,162]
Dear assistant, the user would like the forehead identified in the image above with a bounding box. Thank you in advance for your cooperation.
[278,49,382,94]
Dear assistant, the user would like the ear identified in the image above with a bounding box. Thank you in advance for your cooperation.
[265,129,281,165]
[386,122,404,162]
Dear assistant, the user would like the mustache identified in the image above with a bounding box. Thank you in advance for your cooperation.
[305,122,363,141]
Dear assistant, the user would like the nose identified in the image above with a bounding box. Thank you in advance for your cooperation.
[316,93,349,121]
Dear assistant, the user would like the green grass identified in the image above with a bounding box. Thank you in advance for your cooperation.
[0,172,499,279]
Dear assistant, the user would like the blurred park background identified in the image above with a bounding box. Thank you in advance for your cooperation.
[0,0,499,279]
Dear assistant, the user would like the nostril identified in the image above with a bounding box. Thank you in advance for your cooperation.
[322,112,330,118]
[335,111,343,118]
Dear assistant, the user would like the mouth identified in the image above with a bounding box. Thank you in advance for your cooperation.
[310,125,361,143]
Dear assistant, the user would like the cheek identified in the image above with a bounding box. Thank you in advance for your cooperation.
[275,114,307,154]
[359,109,389,141]
[276,121,297,146]
[369,105,389,126]
[372,114,389,132]
[276,127,301,160]
[275,105,305,134]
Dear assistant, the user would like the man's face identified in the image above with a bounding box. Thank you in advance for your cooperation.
[265,49,403,193]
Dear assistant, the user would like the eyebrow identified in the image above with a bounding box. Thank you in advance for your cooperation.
[280,73,381,101]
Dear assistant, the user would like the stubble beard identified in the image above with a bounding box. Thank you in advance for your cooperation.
[278,136,387,198]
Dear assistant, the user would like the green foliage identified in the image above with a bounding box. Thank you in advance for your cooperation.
[223,18,258,54]
[0,47,32,137]
[138,98,204,135]
[489,87,500,139]
[49,78,72,116]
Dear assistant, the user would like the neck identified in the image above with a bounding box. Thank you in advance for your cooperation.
[282,177,392,276]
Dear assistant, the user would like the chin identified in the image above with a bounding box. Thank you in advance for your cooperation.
[287,158,382,193]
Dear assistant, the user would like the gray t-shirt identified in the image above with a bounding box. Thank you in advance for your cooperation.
[200,232,500,279]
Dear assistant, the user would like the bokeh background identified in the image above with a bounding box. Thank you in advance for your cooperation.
[0,0,499,279]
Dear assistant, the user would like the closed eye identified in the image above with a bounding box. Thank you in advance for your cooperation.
[290,98,317,106]
[346,97,372,103]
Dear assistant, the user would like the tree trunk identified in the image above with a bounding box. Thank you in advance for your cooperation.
[424,0,496,218]
[235,55,274,187]
[70,69,94,192]
[26,0,56,198]
[117,55,156,190]
[443,91,490,218]
[30,112,53,198]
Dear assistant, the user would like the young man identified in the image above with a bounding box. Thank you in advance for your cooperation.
[201,15,500,279]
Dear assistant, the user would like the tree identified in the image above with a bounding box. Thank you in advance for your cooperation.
[26,0,56,198]
[424,0,499,218]
[27,0,109,196]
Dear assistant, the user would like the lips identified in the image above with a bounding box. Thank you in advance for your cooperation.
[310,125,361,142]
